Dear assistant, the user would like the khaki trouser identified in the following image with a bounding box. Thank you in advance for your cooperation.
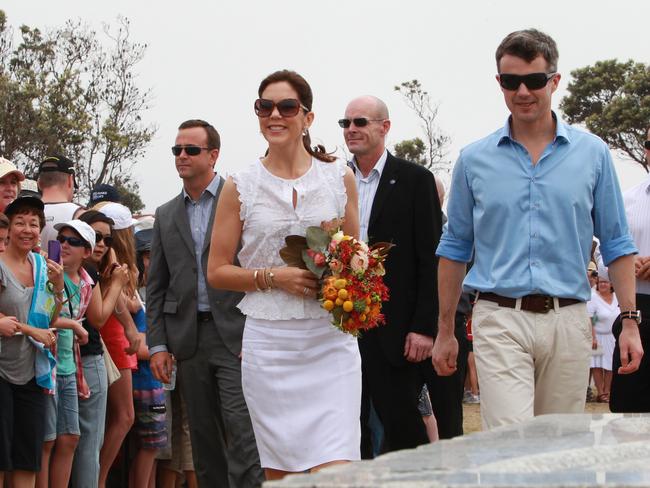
[472,298,591,430]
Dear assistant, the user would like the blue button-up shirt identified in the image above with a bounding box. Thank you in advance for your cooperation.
[354,149,387,242]
[183,174,220,312]
[437,115,637,301]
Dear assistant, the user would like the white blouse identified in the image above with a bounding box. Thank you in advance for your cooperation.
[233,157,348,320]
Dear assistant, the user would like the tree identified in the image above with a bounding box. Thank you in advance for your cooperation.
[393,137,427,166]
[394,80,451,175]
[560,59,650,172]
[113,177,145,214]
[0,11,155,201]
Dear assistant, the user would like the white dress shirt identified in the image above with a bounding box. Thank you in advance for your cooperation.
[354,149,388,242]
[624,173,650,295]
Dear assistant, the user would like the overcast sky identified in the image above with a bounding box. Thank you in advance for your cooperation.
[4,0,649,212]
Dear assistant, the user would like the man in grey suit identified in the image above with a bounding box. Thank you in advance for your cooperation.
[147,119,262,487]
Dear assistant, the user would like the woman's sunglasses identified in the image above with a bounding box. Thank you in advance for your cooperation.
[171,145,209,157]
[645,140,650,150]
[498,72,556,91]
[95,233,113,247]
[57,234,88,248]
[254,98,309,118]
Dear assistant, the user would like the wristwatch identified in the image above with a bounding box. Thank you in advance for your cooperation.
[620,310,642,325]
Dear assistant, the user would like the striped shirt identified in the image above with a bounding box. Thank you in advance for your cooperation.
[624,174,650,295]
[183,174,220,312]
[353,149,387,242]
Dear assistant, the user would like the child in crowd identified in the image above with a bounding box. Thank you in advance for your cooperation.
[129,224,167,487]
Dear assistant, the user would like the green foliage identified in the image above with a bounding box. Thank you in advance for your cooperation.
[560,59,650,171]
[393,137,427,166]
[394,79,451,174]
[113,177,145,213]
[0,11,155,203]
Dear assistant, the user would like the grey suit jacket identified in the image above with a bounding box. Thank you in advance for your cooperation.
[146,177,245,360]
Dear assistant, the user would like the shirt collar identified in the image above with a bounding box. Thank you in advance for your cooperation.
[353,149,388,179]
[497,111,570,146]
[183,172,219,201]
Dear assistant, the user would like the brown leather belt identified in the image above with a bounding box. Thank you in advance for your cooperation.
[478,292,582,314]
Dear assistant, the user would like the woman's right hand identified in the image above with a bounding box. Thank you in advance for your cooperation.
[0,316,20,337]
[271,267,319,299]
[110,264,130,288]
[25,326,57,349]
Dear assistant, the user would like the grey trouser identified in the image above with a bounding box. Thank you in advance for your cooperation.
[178,318,263,488]
[71,354,108,488]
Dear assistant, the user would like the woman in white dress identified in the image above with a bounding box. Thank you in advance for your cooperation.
[207,70,361,480]
[588,268,618,403]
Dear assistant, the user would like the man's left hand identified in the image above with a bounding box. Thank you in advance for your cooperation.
[404,332,433,363]
[618,319,644,374]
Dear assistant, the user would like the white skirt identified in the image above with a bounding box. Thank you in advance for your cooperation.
[241,316,361,471]
[591,332,615,370]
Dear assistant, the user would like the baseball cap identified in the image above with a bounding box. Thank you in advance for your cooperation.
[99,202,135,230]
[54,220,96,251]
[38,154,76,176]
[135,228,153,253]
[0,157,26,182]
[38,154,77,190]
[89,184,121,207]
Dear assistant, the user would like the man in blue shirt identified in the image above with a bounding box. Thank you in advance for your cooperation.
[433,29,643,429]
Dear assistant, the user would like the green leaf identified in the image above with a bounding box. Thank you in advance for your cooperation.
[305,226,330,252]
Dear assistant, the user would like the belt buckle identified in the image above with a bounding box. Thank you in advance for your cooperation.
[543,296,552,313]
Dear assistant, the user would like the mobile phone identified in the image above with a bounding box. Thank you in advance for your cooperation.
[48,240,61,263]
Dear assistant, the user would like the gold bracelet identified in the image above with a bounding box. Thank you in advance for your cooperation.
[253,270,263,292]
[268,268,275,289]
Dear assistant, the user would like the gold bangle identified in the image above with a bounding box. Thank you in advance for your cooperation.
[253,269,263,292]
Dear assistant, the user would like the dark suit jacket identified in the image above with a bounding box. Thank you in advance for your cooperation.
[361,152,443,366]
[146,177,246,360]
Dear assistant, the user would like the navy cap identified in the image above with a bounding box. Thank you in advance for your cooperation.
[89,184,121,207]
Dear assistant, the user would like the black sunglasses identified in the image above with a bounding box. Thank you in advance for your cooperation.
[95,232,113,247]
[171,145,210,157]
[57,234,88,248]
[254,98,309,118]
[338,118,385,129]
[644,140,650,150]
[498,72,556,91]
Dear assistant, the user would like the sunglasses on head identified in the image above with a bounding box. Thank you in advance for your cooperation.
[57,234,88,248]
[337,117,385,129]
[645,140,650,150]
[254,98,309,118]
[95,232,113,247]
[498,72,556,91]
[171,145,210,157]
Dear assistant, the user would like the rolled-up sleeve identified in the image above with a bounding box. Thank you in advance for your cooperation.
[593,148,637,265]
[436,154,475,263]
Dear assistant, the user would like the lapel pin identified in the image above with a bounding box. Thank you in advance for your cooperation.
[390,179,396,185]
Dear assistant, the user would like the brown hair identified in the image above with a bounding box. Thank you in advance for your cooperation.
[0,213,8,229]
[110,227,138,294]
[178,120,221,150]
[37,171,71,189]
[258,70,335,163]
[495,29,559,73]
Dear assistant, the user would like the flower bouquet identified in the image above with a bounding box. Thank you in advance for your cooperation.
[279,218,392,336]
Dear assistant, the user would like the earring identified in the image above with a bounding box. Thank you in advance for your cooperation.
[302,128,309,136]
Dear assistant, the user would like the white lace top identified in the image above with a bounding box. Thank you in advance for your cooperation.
[233,157,348,320]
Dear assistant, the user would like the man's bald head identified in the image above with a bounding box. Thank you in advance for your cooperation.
[345,95,390,119]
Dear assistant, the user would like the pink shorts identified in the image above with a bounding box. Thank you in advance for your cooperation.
[100,315,137,370]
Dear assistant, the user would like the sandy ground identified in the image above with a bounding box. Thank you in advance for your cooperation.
[462,400,612,434]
